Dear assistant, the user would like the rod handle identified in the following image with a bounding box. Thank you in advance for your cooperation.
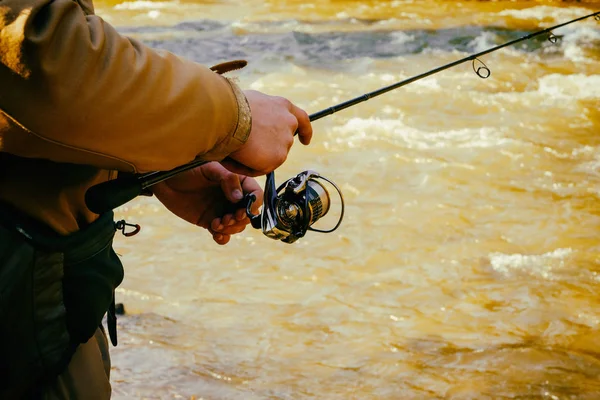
[85,175,144,215]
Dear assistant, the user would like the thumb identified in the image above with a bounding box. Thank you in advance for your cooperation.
[220,157,262,177]
[220,171,244,203]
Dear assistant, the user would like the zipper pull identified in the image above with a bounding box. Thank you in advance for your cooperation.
[115,219,141,237]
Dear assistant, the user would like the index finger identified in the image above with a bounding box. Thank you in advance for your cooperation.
[290,105,313,145]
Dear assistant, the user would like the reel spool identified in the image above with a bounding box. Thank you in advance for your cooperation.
[244,170,345,243]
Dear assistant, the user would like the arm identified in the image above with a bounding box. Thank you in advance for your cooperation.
[0,0,250,173]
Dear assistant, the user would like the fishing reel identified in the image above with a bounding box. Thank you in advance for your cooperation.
[243,170,345,244]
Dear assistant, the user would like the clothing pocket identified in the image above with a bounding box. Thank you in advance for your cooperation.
[0,225,71,394]
[63,240,124,345]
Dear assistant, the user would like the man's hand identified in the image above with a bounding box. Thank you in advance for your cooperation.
[225,90,313,176]
[151,162,263,245]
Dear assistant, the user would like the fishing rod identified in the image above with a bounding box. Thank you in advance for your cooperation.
[86,10,600,242]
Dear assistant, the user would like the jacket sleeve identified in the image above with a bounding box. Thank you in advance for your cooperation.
[0,0,251,173]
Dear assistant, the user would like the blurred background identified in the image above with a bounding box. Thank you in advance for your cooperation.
[99,1,600,398]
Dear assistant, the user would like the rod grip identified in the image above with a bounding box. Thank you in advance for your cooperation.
[85,175,144,215]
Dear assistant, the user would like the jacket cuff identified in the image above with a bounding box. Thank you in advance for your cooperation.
[200,77,252,161]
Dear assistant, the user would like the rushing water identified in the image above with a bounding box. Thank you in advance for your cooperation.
[96,1,600,398]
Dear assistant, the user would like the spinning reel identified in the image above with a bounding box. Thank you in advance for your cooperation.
[243,170,345,244]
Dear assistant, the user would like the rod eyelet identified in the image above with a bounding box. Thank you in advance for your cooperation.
[472,58,491,79]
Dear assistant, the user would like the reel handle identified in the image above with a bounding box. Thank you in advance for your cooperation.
[223,193,262,229]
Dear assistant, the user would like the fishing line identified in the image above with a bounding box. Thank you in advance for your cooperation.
[307,10,599,121]
[85,10,599,242]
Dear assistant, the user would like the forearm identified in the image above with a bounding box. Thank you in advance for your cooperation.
[0,0,250,173]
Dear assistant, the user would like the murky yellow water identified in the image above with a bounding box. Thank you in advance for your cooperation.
[98,1,600,398]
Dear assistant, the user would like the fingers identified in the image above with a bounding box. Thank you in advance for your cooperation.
[197,162,226,181]
[210,216,248,245]
[211,225,247,245]
[200,161,246,203]
[281,98,312,146]
[220,171,244,204]
[235,207,247,221]
[231,91,314,175]
[212,233,230,245]
[290,104,312,145]
[211,216,248,235]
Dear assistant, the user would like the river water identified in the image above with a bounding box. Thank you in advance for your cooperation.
[97,1,600,398]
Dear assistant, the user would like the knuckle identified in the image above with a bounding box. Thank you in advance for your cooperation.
[285,134,294,147]
[277,151,288,166]
[285,113,298,129]
[299,108,309,121]
[227,174,238,185]
[277,96,293,109]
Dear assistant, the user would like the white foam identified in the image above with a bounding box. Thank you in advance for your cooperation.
[492,73,600,106]
[330,118,516,149]
[560,26,600,42]
[497,6,591,24]
[576,150,600,178]
[389,31,415,46]
[412,77,441,90]
[114,1,177,10]
[537,73,600,99]
[147,10,161,19]
[468,31,499,53]
[489,248,573,279]
[557,26,600,63]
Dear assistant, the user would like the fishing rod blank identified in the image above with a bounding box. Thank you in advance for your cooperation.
[309,10,600,122]
[85,10,600,215]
